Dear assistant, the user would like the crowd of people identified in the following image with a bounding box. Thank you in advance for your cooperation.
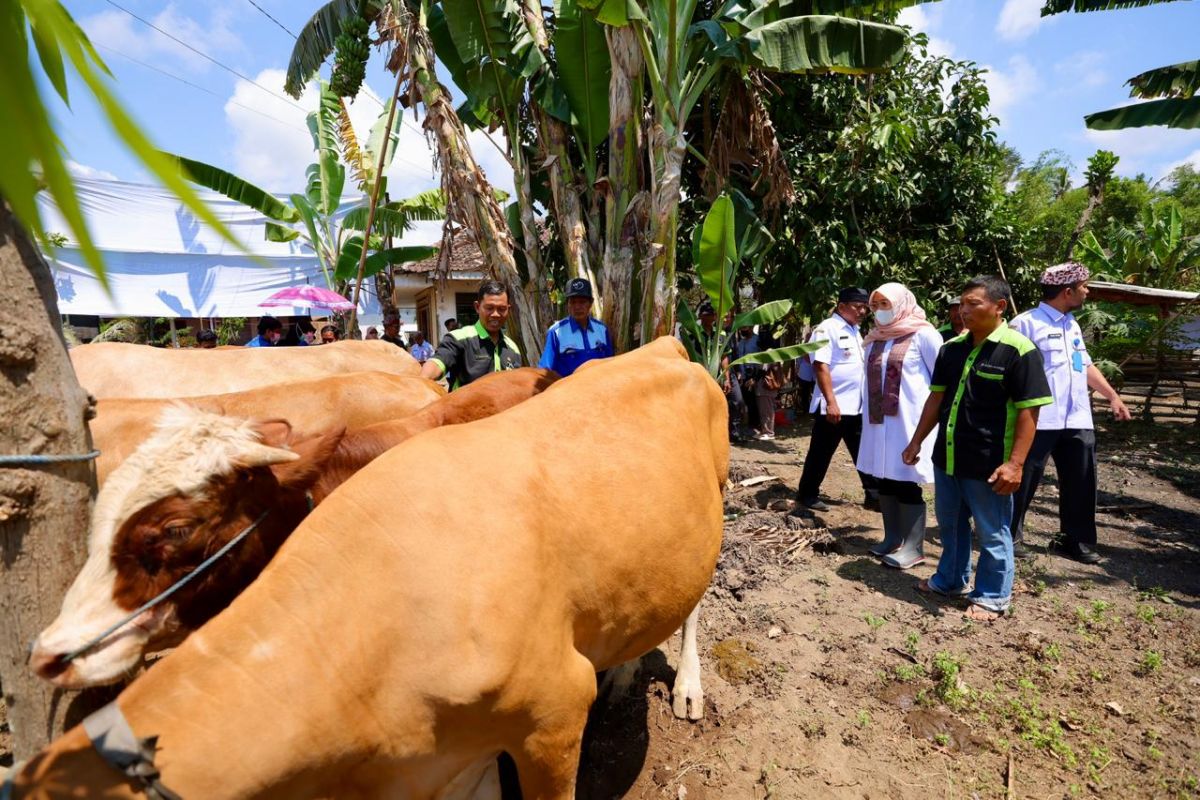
[229,264,1124,622]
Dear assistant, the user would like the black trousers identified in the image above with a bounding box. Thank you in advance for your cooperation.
[876,477,923,504]
[797,414,877,500]
[1011,428,1098,546]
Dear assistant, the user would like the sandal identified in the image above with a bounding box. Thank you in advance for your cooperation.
[916,578,970,598]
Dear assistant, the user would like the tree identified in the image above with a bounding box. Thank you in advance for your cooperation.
[170,81,441,331]
[1064,150,1119,260]
[285,0,915,359]
[755,35,1029,315]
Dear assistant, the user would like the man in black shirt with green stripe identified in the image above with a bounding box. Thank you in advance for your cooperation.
[421,280,523,389]
[902,276,1052,621]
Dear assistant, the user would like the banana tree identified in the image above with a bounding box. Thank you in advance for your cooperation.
[678,194,824,381]
[170,81,439,301]
[1041,0,1198,130]
[284,0,911,356]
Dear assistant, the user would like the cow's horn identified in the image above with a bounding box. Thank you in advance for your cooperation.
[235,443,301,467]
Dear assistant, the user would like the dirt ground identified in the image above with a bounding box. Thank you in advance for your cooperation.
[577,414,1200,800]
[2,416,1197,799]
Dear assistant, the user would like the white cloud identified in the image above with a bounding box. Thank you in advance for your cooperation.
[996,0,1049,42]
[223,70,516,245]
[67,161,118,181]
[982,55,1039,124]
[1161,149,1200,179]
[1083,125,1200,179]
[1052,51,1109,91]
[896,5,955,59]
[83,3,246,73]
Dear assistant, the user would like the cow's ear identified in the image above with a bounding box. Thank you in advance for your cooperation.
[254,419,294,448]
[270,428,346,491]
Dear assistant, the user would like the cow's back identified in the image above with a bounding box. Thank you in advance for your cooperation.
[92,372,443,484]
[71,341,419,398]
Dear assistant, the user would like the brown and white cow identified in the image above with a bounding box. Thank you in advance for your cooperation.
[71,339,419,399]
[10,338,726,799]
[31,368,558,688]
[91,371,445,486]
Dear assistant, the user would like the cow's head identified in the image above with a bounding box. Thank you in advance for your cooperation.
[31,405,343,688]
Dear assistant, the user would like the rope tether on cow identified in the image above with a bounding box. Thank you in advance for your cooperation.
[60,510,270,664]
[0,450,100,466]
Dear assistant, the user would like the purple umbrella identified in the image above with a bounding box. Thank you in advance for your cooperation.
[259,285,356,312]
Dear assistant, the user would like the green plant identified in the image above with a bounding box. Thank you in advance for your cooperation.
[933,732,949,747]
[893,663,926,682]
[932,651,969,709]
[1137,604,1158,624]
[1138,650,1164,675]
[856,710,871,728]
[1041,643,1063,663]
[216,317,248,347]
[903,631,920,657]
[864,613,887,631]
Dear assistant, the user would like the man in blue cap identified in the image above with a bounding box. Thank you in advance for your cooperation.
[538,277,614,377]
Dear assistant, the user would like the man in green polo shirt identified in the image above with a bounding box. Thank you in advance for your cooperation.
[420,280,523,388]
[902,276,1052,621]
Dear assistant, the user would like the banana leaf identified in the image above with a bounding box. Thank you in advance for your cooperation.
[729,340,827,367]
[731,299,792,331]
[553,0,611,152]
[285,0,382,98]
[697,194,738,320]
[1040,0,1186,15]
[170,154,300,223]
[1085,97,1200,130]
[1127,60,1200,100]
[742,15,907,75]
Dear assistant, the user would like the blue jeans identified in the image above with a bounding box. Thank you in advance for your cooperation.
[930,468,1015,613]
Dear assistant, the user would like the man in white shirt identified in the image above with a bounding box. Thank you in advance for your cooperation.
[795,287,879,511]
[1010,262,1130,564]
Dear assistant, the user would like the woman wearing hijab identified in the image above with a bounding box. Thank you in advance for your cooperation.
[857,283,943,568]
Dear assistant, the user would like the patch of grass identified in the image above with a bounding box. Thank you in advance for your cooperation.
[1148,745,1165,761]
[932,651,970,709]
[1137,650,1164,676]
[903,631,920,657]
[1088,667,1107,682]
[893,663,927,682]
[1041,643,1063,663]
[864,613,887,631]
[856,710,871,728]
[1005,695,1077,767]
[1136,604,1158,624]
[934,732,950,747]
[1137,585,1173,604]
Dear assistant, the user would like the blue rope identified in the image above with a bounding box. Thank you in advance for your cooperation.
[62,510,269,664]
[0,450,101,466]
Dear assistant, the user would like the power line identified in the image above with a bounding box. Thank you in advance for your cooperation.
[95,43,310,136]
[243,0,296,39]
[102,0,309,114]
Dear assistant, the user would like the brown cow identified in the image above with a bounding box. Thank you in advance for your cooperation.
[8,338,725,799]
[30,368,558,689]
[71,340,419,399]
[92,372,445,486]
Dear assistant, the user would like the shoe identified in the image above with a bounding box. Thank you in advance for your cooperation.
[1053,540,1101,564]
[869,494,903,556]
[755,433,776,441]
[882,502,927,569]
[799,497,829,511]
[1012,541,1033,560]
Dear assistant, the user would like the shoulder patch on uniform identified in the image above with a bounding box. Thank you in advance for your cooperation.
[995,326,1037,356]
[450,327,479,342]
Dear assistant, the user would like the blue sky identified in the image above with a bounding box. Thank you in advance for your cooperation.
[52,0,1200,241]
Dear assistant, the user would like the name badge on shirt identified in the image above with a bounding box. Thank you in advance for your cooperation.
[1047,332,1062,340]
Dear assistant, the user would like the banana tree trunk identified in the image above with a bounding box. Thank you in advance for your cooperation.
[512,165,552,362]
[642,123,685,341]
[600,25,644,353]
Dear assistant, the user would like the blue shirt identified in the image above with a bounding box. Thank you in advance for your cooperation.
[538,316,614,377]
[245,335,274,347]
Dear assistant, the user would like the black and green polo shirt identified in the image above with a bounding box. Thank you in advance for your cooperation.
[430,320,523,389]
[930,323,1053,481]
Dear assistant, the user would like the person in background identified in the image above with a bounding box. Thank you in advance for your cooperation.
[320,325,340,344]
[538,278,614,377]
[733,326,761,436]
[684,300,745,442]
[409,331,434,364]
[444,318,460,334]
[794,288,879,512]
[365,326,379,340]
[1009,262,1131,563]
[421,281,523,388]
[245,316,283,347]
[196,329,218,349]
[279,320,313,346]
[754,362,784,441]
[938,299,966,342]
[902,276,1052,621]
[380,314,407,348]
[857,283,943,569]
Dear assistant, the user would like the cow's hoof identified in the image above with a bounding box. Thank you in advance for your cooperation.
[671,680,704,721]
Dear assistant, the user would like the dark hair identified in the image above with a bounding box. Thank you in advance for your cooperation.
[297,319,316,334]
[257,316,283,335]
[320,324,339,338]
[444,318,458,330]
[1040,281,1084,301]
[962,275,1011,305]
[196,330,218,344]
[477,280,509,301]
